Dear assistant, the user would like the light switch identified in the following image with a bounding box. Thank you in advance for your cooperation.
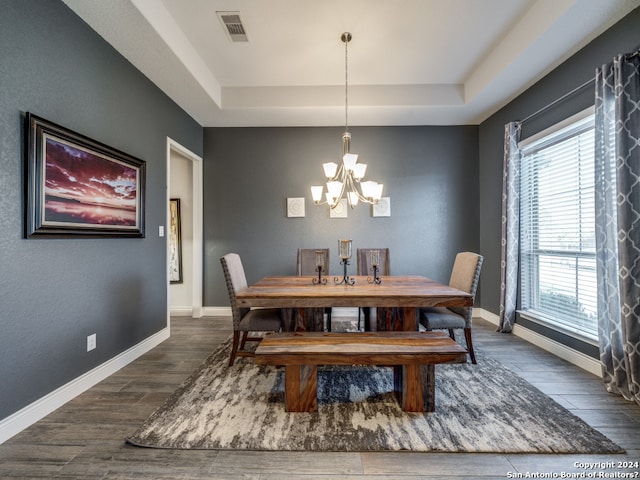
[159,225,165,237]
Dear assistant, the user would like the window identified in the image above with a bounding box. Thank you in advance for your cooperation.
[519,108,597,341]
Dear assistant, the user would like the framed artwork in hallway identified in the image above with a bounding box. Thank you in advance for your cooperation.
[169,198,183,284]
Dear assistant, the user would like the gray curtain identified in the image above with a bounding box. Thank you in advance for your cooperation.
[594,50,640,404]
[498,122,521,333]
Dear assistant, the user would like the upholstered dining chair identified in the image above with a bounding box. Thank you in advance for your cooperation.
[220,253,282,366]
[296,248,331,331]
[356,248,390,331]
[419,251,483,364]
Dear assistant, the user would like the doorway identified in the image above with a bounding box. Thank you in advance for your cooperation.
[167,138,203,319]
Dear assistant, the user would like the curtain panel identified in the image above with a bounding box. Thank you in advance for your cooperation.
[594,51,640,404]
[498,122,522,333]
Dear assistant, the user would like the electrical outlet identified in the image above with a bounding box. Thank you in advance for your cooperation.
[87,333,96,352]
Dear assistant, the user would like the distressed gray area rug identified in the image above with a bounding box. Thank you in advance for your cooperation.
[126,339,623,453]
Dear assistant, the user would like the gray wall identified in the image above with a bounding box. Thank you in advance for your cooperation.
[0,1,202,420]
[478,7,640,351]
[204,125,479,305]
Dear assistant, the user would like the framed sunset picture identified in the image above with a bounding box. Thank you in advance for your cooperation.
[25,113,145,238]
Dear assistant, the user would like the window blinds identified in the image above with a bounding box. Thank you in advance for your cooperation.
[519,110,598,340]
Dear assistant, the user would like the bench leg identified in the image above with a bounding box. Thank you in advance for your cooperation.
[394,364,435,412]
[284,364,318,412]
[402,364,423,412]
[422,364,436,412]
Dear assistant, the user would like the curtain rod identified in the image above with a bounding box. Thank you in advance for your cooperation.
[518,76,595,125]
[518,47,640,125]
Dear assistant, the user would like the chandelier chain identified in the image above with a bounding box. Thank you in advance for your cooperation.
[344,33,349,132]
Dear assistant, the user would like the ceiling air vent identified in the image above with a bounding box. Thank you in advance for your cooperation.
[217,11,248,42]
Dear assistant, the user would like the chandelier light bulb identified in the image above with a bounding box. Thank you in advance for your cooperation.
[353,163,367,180]
[342,153,358,171]
[322,162,338,178]
[311,185,324,203]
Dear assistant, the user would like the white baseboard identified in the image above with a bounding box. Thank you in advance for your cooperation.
[511,324,602,377]
[331,307,359,316]
[169,306,205,317]
[475,308,500,326]
[202,306,231,317]
[475,308,601,377]
[0,327,170,445]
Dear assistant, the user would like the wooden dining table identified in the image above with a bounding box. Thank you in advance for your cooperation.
[235,275,473,331]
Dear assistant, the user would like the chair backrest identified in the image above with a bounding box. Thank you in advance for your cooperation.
[449,252,483,296]
[356,248,390,276]
[220,253,250,330]
[448,252,483,324]
[296,248,330,276]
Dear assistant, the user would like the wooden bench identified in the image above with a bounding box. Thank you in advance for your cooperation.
[253,331,468,413]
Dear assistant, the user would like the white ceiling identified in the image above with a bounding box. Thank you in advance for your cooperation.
[62,0,639,127]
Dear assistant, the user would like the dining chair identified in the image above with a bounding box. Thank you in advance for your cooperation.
[296,248,331,331]
[296,248,330,276]
[356,248,390,331]
[220,253,282,366]
[419,251,483,364]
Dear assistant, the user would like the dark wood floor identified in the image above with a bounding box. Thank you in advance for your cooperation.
[1,315,638,479]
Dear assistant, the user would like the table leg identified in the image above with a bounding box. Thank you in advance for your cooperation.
[401,306,418,331]
[377,307,402,331]
[399,363,424,412]
[284,364,318,412]
[281,308,295,332]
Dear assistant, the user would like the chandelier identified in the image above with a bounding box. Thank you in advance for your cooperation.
[311,32,383,209]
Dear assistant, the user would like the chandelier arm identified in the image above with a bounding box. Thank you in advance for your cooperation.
[356,190,375,205]
[330,163,345,182]
[345,174,357,208]
[352,177,377,205]
[334,179,347,208]
[346,174,376,206]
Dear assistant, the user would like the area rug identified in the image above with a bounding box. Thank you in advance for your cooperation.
[126,338,624,453]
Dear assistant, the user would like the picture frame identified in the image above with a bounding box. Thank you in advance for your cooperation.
[169,198,183,284]
[372,197,391,217]
[25,113,146,238]
[286,197,305,217]
[329,198,348,218]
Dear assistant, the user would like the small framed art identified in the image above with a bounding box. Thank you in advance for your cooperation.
[372,197,391,217]
[287,197,305,217]
[329,198,348,218]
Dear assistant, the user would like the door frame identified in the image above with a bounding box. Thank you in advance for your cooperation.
[166,138,203,322]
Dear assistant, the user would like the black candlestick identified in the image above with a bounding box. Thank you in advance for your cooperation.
[312,264,327,285]
[367,265,382,284]
[334,258,355,285]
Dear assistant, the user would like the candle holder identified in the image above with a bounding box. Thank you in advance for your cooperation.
[367,265,382,284]
[335,258,356,285]
[367,249,382,284]
[313,265,327,285]
[312,250,327,285]
[334,239,355,285]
